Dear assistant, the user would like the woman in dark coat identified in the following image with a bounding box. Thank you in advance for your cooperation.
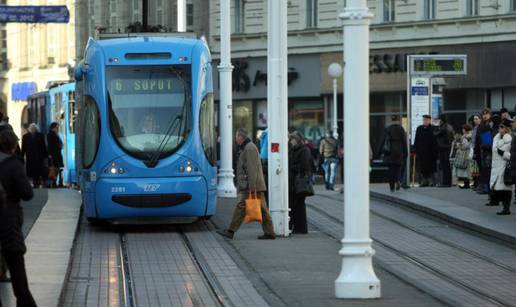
[381,115,408,192]
[47,122,64,187]
[414,115,437,186]
[21,123,47,187]
[288,131,312,234]
[0,129,37,307]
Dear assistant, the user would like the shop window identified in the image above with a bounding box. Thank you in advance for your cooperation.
[83,96,100,169]
[370,93,404,113]
[383,0,395,22]
[465,0,478,16]
[200,93,217,166]
[423,0,436,19]
[288,100,324,143]
[306,0,318,28]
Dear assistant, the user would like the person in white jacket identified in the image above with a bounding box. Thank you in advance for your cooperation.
[487,118,513,215]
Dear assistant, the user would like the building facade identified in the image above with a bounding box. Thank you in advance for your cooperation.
[208,0,516,157]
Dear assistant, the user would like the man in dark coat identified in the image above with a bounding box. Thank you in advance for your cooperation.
[21,123,47,188]
[219,128,275,240]
[433,114,455,187]
[288,131,312,234]
[381,115,408,192]
[414,115,437,186]
[0,129,37,307]
[47,122,64,187]
[475,109,494,194]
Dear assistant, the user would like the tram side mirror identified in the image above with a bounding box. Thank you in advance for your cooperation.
[74,64,92,81]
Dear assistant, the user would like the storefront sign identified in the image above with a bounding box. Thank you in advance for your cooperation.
[0,6,70,23]
[410,77,430,144]
[232,59,299,92]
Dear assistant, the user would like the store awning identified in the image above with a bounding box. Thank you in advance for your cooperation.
[11,82,36,101]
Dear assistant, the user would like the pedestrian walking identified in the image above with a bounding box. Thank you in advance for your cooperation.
[414,115,437,187]
[0,129,37,307]
[434,114,455,187]
[475,109,495,194]
[46,122,64,188]
[218,128,275,240]
[381,115,408,192]
[288,131,312,234]
[319,131,339,191]
[486,119,513,215]
[21,124,47,188]
[453,124,472,188]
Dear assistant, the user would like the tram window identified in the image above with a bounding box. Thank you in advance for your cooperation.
[83,96,100,168]
[68,91,76,133]
[200,93,217,166]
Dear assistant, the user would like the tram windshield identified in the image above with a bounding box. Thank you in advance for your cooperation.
[107,65,191,160]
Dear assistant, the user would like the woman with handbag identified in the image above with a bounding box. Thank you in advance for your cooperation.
[453,124,472,189]
[487,119,513,215]
[288,131,313,234]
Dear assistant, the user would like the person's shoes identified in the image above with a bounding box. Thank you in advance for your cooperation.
[217,229,234,239]
[395,182,401,191]
[390,188,395,193]
[459,185,470,189]
[292,230,308,234]
[258,234,276,240]
[496,210,511,215]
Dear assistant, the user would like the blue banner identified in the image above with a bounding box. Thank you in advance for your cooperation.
[0,6,69,23]
[11,82,36,101]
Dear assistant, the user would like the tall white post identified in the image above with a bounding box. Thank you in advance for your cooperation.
[332,79,339,139]
[267,0,289,236]
[335,0,381,299]
[217,0,237,198]
[177,0,187,32]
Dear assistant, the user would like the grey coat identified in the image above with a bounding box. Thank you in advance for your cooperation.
[236,140,267,192]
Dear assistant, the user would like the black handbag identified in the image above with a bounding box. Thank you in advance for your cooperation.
[504,160,513,186]
[294,175,314,197]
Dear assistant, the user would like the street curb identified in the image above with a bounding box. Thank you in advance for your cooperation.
[370,191,516,246]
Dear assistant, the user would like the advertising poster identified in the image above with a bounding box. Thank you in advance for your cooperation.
[410,77,430,144]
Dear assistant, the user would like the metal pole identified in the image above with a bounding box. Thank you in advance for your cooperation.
[333,78,339,139]
[267,0,289,236]
[177,0,186,32]
[217,0,237,198]
[336,0,381,299]
[406,55,411,187]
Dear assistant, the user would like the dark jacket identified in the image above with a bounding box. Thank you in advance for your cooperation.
[475,121,495,154]
[381,124,408,166]
[434,123,454,150]
[0,152,34,253]
[414,124,437,173]
[21,132,47,178]
[235,138,267,192]
[47,131,64,168]
[289,143,312,186]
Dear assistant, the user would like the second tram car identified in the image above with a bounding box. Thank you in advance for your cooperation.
[74,35,217,221]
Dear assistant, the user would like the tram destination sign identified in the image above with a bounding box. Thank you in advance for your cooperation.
[409,55,467,76]
[0,6,70,23]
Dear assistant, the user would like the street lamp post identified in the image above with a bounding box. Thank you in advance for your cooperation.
[335,0,381,299]
[267,0,289,236]
[217,0,237,198]
[328,63,342,139]
[177,0,186,32]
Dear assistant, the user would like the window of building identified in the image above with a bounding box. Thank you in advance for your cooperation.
[512,0,516,11]
[383,0,395,22]
[465,0,479,16]
[157,10,163,25]
[200,93,217,166]
[423,0,436,19]
[111,16,117,30]
[110,0,117,12]
[234,0,245,33]
[83,96,100,169]
[306,0,318,28]
[187,3,194,29]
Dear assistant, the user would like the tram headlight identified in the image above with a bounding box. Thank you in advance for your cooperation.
[107,163,125,175]
[110,167,117,174]
[186,166,192,173]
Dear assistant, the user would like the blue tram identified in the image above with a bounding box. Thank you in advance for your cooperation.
[27,82,78,185]
[74,35,217,221]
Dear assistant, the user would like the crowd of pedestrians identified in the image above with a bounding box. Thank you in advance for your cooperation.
[382,108,516,216]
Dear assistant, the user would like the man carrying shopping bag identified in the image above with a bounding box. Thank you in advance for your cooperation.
[218,128,276,240]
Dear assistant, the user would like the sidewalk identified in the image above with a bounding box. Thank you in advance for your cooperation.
[0,189,81,307]
[212,196,444,307]
[370,183,516,244]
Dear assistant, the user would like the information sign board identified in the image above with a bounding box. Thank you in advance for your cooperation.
[0,6,70,23]
[410,55,467,76]
[410,77,430,145]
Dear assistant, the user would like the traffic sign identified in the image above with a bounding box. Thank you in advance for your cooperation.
[409,55,467,76]
[0,6,70,23]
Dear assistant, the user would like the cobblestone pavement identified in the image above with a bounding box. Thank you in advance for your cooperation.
[309,187,516,306]
[61,217,268,307]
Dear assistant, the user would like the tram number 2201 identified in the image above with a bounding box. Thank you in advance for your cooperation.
[111,187,126,193]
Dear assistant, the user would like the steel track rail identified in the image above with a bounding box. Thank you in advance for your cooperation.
[119,233,136,307]
[306,202,509,307]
